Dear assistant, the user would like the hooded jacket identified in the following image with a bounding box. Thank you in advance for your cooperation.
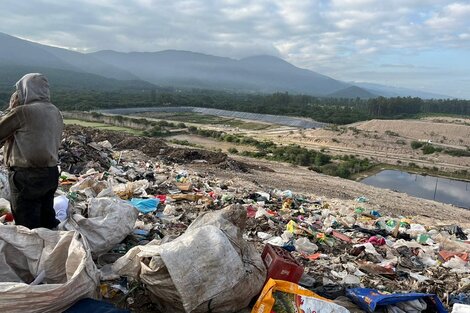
[0,73,63,168]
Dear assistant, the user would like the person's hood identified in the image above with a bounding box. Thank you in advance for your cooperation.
[15,73,50,105]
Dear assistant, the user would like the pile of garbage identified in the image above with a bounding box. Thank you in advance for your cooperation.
[0,125,469,313]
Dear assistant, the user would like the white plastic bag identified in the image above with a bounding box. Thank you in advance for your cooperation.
[294,237,319,254]
[113,204,266,313]
[53,195,69,222]
[61,197,138,256]
[0,226,99,313]
[452,304,470,313]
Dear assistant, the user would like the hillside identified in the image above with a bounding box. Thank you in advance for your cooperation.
[0,32,137,80]
[90,50,351,96]
[353,81,452,99]
[0,32,454,99]
[0,65,156,91]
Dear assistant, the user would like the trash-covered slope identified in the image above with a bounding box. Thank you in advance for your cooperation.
[54,125,470,311]
[1,125,468,312]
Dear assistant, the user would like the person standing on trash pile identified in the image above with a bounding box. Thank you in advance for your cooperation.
[0,73,63,229]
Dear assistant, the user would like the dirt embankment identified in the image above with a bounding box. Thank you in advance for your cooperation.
[254,118,470,173]
[355,119,470,146]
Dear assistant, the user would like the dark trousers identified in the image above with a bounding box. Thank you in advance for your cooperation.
[8,166,60,229]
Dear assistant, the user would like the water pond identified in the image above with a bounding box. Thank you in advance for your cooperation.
[361,170,470,209]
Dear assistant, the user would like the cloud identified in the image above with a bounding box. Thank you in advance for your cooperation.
[426,2,470,29]
[380,64,439,70]
[0,0,469,97]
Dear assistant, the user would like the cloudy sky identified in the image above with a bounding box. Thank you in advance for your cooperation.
[1,0,470,98]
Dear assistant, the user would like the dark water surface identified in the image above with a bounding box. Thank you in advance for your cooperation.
[361,170,470,209]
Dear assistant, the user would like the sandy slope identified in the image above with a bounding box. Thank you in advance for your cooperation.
[356,119,470,146]
[252,118,470,173]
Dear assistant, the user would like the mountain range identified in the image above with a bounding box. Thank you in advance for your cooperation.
[0,32,450,99]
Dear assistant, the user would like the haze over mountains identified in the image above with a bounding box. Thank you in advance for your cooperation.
[0,32,450,99]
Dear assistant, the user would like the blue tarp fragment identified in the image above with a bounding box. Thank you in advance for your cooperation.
[346,288,447,313]
[129,198,159,214]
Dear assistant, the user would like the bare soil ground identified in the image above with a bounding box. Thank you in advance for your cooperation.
[422,116,470,125]
[355,119,470,147]
[252,119,470,173]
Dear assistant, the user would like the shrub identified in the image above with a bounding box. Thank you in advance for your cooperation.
[314,153,331,166]
[224,135,236,142]
[421,144,442,154]
[348,127,360,134]
[385,130,399,136]
[336,165,352,178]
[411,141,424,149]
[445,149,470,157]
[421,144,435,154]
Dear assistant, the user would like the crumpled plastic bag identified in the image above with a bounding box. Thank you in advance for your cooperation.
[54,195,70,222]
[70,177,109,198]
[0,226,99,313]
[61,197,138,256]
[452,304,470,313]
[113,204,266,313]
[113,179,149,199]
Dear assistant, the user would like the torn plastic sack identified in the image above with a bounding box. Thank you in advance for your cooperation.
[113,204,266,313]
[61,197,138,256]
[251,278,350,313]
[0,226,99,313]
[70,177,109,198]
[346,288,447,313]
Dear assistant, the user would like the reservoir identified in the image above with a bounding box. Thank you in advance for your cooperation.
[361,170,470,209]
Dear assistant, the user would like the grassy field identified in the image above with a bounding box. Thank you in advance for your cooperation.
[167,134,258,153]
[64,119,143,135]
[133,112,277,130]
